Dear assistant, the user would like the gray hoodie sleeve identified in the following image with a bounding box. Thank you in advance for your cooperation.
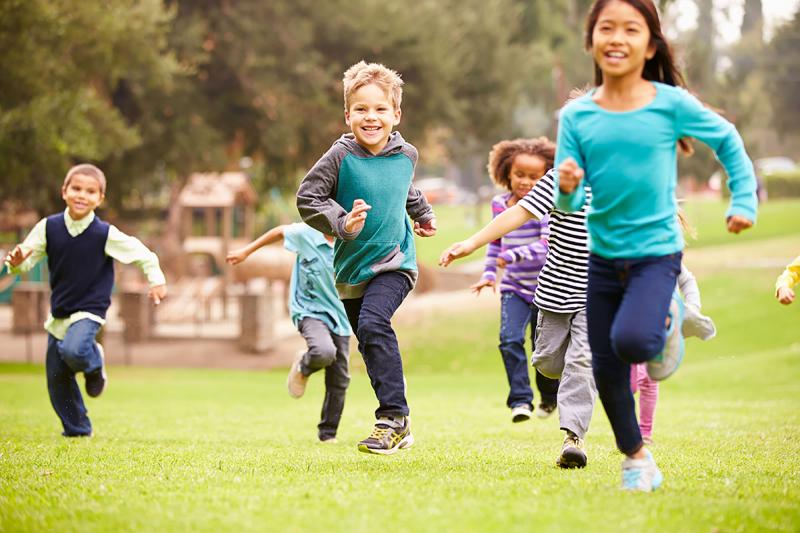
[401,144,435,223]
[296,144,360,240]
[677,263,702,309]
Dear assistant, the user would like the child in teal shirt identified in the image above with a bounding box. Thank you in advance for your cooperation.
[554,0,757,492]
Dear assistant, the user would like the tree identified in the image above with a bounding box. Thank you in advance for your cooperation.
[0,0,177,212]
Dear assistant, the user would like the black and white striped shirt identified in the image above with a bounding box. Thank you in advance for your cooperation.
[518,170,590,313]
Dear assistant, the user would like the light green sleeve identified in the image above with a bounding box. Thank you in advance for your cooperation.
[106,225,166,287]
[4,218,48,274]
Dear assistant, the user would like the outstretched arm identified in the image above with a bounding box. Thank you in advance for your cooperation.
[439,204,535,266]
[775,255,800,305]
[106,225,167,305]
[4,218,47,274]
[226,225,287,265]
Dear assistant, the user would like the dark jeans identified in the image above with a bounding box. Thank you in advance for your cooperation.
[587,252,682,455]
[499,292,559,409]
[342,272,412,419]
[297,317,350,440]
[45,319,103,436]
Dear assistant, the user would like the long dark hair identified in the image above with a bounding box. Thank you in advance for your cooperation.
[584,0,693,153]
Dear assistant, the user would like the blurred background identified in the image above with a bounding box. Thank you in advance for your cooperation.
[0,0,798,361]
[1,0,798,224]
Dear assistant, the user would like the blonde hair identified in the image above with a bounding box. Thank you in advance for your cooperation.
[63,164,107,195]
[342,61,403,111]
[487,137,555,191]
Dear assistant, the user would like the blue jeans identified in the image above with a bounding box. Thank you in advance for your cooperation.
[45,319,103,436]
[342,272,412,419]
[499,292,558,409]
[587,252,682,455]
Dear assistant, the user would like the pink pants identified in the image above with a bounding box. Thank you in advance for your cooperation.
[630,363,659,440]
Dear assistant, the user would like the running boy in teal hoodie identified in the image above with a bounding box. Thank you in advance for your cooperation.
[297,61,436,455]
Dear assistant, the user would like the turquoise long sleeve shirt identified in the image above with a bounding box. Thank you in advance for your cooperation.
[554,82,757,259]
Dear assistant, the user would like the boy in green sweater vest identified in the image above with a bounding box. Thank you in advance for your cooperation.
[297,61,437,454]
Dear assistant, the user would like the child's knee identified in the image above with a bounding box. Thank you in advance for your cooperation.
[610,327,662,363]
[531,352,563,379]
[59,341,93,370]
[308,346,337,368]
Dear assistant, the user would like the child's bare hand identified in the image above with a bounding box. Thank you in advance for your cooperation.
[344,199,371,233]
[470,278,495,295]
[726,215,753,234]
[4,245,32,268]
[777,287,795,305]
[149,284,167,306]
[414,218,437,237]
[557,158,584,194]
[226,248,249,265]
[439,239,476,267]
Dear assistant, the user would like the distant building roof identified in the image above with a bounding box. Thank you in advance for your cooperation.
[178,172,257,208]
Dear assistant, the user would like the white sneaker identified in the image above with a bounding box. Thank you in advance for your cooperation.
[287,350,308,399]
[511,404,532,423]
[682,303,717,341]
[621,449,663,492]
[647,295,685,381]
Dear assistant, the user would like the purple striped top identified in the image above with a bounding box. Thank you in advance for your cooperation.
[481,192,549,304]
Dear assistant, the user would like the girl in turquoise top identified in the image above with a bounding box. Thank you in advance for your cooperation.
[553,0,757,492]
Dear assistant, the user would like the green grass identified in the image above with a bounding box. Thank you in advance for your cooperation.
[2,203,800,532]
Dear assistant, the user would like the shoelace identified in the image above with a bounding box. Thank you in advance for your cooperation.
[367,426,392,441]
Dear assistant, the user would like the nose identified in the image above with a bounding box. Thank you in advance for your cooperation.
[610,27,625,44]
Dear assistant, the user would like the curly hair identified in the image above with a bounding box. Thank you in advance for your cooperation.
[487,137,555,190]
[342,61,403,111]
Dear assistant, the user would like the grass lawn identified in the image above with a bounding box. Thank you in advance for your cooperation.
[2,201,799,532]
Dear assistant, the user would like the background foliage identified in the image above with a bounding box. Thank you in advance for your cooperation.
[0,0,798,214]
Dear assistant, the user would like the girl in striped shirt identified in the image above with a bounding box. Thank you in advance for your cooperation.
[471,138,559,423]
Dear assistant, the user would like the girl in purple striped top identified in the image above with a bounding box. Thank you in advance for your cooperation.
[472,138,559,423]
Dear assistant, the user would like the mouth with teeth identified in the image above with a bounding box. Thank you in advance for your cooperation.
[604,50,627,63]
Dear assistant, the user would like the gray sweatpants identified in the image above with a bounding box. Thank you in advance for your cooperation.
[298,317,351,440]
[531,309,597,439]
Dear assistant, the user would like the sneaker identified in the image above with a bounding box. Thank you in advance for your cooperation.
[535,402,557,419]
[682,303,717,341]
[357,416,414,455]
[621,449,663,492]
[84,343,107,398]
[287,350,308,399]
[511,404,532,423]
[647,294,685,381]
[319,437,338,444]
[642,436,654,446]
[557,431,587,469]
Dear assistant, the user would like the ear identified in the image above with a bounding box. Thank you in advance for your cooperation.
[61,185,68,201]
[646,41,657,61]
[393,107,402,126]
[344,109,351,127]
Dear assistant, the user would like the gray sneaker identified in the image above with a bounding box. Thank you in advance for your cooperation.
[357,416,414,455]
[621,450,663,492]
[557,431,587,469]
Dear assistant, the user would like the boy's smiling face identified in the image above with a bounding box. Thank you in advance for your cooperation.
[62,173,104,220]
[345,83,401,155]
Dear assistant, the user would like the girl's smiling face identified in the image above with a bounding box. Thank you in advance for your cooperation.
[591,0,655,81]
